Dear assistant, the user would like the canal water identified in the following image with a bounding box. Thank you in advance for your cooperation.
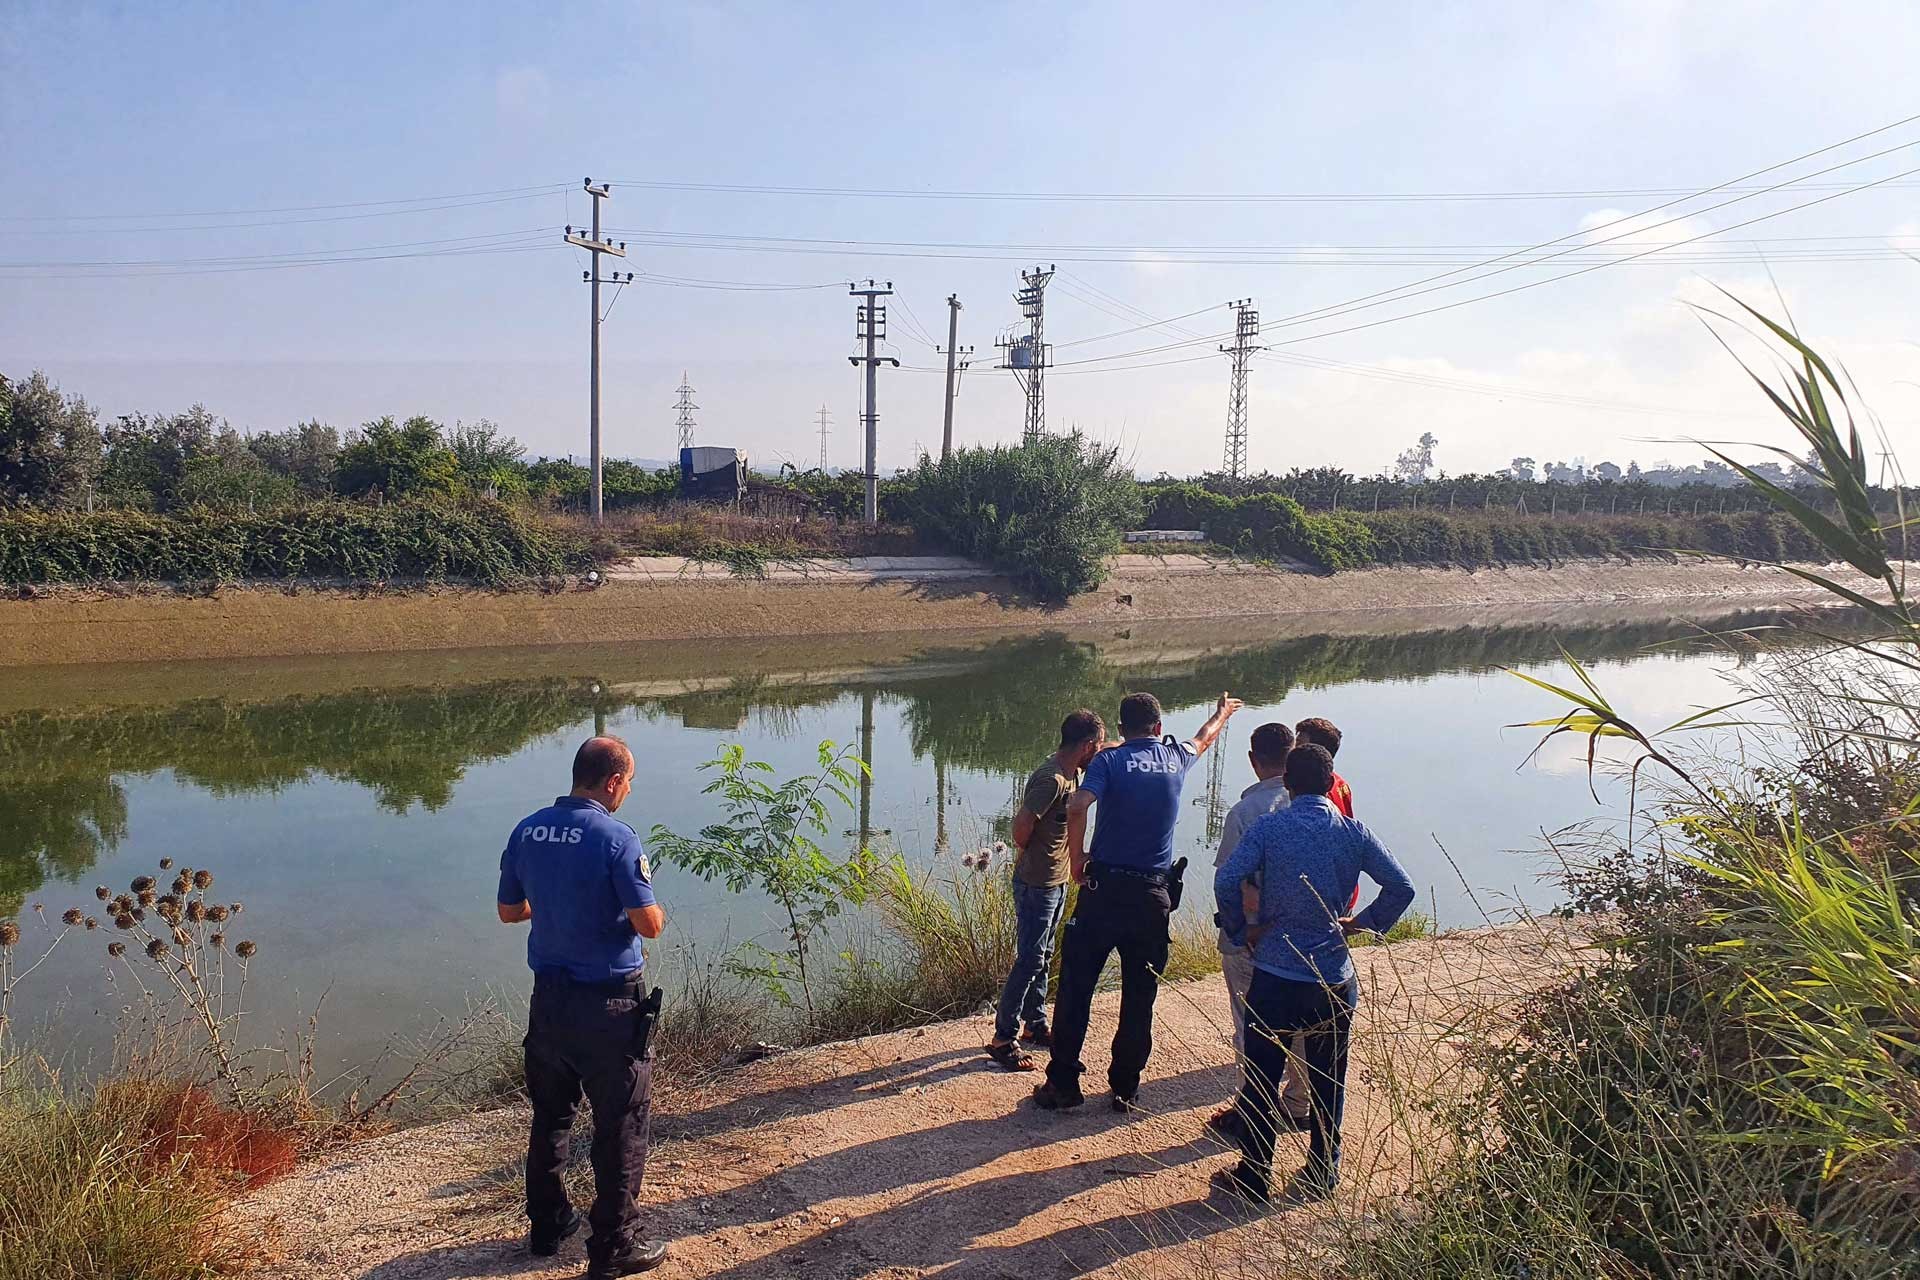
[0,602,1798,1076]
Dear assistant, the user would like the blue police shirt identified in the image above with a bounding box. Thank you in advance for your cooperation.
[1081,736,1199,873]
[497,796,657,982]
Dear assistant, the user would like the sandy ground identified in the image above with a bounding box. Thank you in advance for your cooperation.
[239,923,1581,1280]
[0,553,1881,667]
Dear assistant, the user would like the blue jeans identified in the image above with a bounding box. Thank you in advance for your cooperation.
[1240,968,1357,1190]
[993,879,1067,1042]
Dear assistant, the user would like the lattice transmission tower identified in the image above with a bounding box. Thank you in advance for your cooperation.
[816,405,832,472]
[996,264,1054,444]
[674,374,698,450]
[1220,298,1263,480]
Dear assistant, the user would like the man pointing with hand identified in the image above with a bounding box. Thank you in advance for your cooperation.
[1034,691,1243,1112]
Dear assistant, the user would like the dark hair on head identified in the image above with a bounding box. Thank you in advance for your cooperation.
[1059,709,1104,749]
[1118,692,1163,734]
[1294,717,1343,758]
[572,736,634,790]
[1249,722,1294,766]
[1283,744,1335,796]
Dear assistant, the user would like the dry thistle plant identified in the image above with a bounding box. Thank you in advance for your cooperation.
[0,859,259,1091]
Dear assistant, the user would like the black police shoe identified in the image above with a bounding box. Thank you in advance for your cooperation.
[586,1239,670,1278]
[1211,1161,1271,1207]
[528,1209,580,1257]
[1030,1080,1085,1110]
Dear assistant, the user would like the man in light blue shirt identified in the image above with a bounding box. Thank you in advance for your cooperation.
[1205,720,1300,1141]
[1212,743,1415,1203]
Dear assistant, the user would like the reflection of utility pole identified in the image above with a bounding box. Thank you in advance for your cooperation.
[858,688,875,852]
[1200,727,1229,844]
[933,752,949,856]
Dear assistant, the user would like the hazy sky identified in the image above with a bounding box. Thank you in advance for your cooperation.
[5,1,1920,479]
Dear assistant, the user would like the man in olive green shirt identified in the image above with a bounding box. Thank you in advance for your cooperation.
[987,709,1106,1070]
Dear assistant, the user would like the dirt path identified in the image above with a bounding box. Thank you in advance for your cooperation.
[241,924,1580,1280]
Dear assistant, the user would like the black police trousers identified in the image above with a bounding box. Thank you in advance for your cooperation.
[524,971,655,1268]
[1044,873,1173,1099]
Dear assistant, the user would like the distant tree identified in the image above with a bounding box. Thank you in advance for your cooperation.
[1394,432,1439,483]
[1591,461,1623,483]
[97,406,220,510]
[449,420,525,476]
[1544,459,1585,485]
[1701,459,1738,488]
[332,415,459,499]
[1507,456,1537,483]
[1627,460,1642,481]
[248,419,340,496]
[176,435,297,510]
[0,371,102,507]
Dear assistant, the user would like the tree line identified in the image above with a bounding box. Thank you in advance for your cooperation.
[0,370,685,513]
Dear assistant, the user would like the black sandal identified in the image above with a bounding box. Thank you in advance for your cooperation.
[986,1041,1038,1071]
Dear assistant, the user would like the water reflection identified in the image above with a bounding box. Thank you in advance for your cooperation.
[0,608,1813,915]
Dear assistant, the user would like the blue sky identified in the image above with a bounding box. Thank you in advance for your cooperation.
[5,1,1920,478]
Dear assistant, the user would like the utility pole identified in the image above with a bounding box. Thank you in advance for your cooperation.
[815,405,832,473]
[563,179,631,522]
[848,280,899,525]
[996,265,1054,444]
[938,293,973,461]
[674,373,698,451]
[1220,298,1263,481]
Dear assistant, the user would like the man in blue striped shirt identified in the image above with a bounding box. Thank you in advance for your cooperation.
[1212,743,1415,1203]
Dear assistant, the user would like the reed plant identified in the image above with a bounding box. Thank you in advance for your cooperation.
[1319,302,1920,1279]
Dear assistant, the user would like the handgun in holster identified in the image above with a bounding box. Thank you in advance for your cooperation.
[635,986,664,1059]
[1167,856,1188,911]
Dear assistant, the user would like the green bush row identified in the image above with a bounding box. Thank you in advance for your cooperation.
[1142,482,1839,571]
[0,500,590,587]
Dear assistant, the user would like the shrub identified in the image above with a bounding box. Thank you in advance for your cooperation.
[901,432,1143,600]
[0,1076,257,1280]
[0,498,589,586]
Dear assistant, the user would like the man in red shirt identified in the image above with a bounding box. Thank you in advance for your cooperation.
[1295,718,1352,820]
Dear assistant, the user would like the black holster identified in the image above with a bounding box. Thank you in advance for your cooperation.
[635,986,664,1059]
[1167,856,1188,911]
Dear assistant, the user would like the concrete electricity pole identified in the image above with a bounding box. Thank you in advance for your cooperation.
[938,294,973,461]
[1220,298,1263,481]
[674,374,698,451]
[563,179,631,522]
[847,281,899,525]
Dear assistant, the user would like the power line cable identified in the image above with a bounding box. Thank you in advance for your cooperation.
[597,175,1920,205]
[0,190,573,236]
[0,182,570,222]
[1037,138,1920,369]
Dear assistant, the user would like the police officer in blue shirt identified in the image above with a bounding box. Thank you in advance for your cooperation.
[497,736,670,1277]
[1034,690,1242,1111]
